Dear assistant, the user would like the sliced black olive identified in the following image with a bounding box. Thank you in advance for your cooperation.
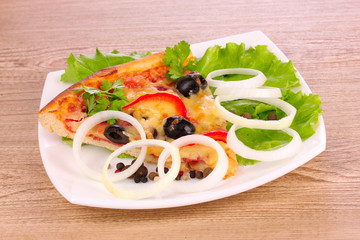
[175,72,207,97]
[196,73,208,89]
[104,124,130,144]
[163,116,195,139]
[152,128,158,139]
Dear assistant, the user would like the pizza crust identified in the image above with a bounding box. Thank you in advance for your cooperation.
[38,50,236,176]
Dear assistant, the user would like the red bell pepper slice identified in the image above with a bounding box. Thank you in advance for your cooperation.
[202,130,228,143]
[122,92,188,118]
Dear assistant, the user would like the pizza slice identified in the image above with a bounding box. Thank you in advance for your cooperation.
[39,51,238,178]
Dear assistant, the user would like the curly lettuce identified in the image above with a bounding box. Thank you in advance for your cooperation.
[61,49,150,83]
[196,43,300,91]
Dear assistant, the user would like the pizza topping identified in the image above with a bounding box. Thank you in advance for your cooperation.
[202,130,228,142]
[123,92,188,118]
[163,116,195,139]
[104,124,130,144]
[175,72,207,97]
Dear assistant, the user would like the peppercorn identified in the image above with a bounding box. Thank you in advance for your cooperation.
[148,172,158,181]
[140,176,148,183]
[156,167,168,173]
[203,167,212,178]
[267,113,277,120]
[116,162,125,170]
[135,165,148,177]
[123,165,130,171]
[189,170,196,178]
[195,171,203,179]
[241,112,252,119]
[134,176,141,183]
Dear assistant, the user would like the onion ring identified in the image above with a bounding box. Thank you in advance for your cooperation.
[214,86,282,100]
[157,135,228,193]
[72,110,147,182]
[227,124,302,161]
[206,68,267,88]
[215,96,297,130]
[102,139,181,200]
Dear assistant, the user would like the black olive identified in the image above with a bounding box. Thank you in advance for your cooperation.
[175,72,207,97]
[104,124,130,144]
[196,73,208,89]
[163,116,195,139]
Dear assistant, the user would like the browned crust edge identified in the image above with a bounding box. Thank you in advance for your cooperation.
[39,51,166,115]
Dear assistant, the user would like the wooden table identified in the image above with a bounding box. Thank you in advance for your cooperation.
[1,0,359,239]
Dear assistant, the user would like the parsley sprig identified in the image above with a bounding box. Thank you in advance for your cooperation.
[73,79,128,123]
[163,40,196,81]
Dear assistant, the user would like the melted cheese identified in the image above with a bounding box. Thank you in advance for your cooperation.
[55,64,235,177]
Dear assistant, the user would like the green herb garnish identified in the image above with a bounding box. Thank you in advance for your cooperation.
[163,40,196,81]
[73,79,128,123]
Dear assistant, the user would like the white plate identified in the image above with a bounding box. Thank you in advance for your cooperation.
[38,31,326,209]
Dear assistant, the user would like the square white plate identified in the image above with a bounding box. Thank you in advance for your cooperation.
[38,31,326,209]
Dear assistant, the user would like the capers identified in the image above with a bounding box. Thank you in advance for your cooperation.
[104,124,130,144]
[163,116,195,139]
[175,72,207,97]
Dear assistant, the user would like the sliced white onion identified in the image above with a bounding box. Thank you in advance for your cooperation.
[206,68,267,88]
[72,110,147,182]
[157,135,228,193]
[227,124,302,161]
[214,86,282,100]
[102,139,181,200]
[215,96,297,130]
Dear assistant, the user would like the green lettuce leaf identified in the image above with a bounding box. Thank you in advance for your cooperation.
[283,90,323,140]
[195,43,300,90]
[221,99,287,120]
[61,49,151,83]
[234,128,293,165]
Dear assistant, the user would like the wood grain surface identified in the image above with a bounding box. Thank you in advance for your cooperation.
[1,0,359,239]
